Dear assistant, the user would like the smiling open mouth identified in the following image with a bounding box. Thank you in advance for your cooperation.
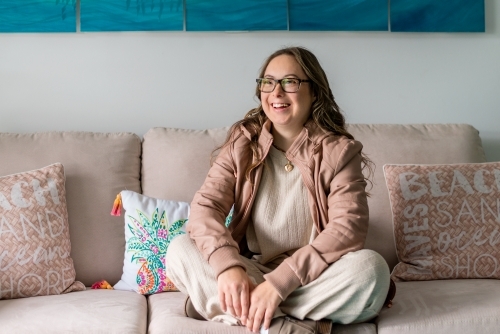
[272,103,290,109]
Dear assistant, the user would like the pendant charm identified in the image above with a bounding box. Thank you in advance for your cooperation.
[285,161,294,172]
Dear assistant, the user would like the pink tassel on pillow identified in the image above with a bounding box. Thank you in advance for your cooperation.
[111,193,122,216]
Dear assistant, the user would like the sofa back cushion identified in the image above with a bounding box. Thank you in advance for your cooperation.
[0,132,141,286]
[141,124,486,270]
[348,124,486,269]
[142,127,228,203]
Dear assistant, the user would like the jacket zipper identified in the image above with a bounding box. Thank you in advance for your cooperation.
[238,155,267,232]
[288,153,321,233]
[241,177,257,223]
[240,139,272,223]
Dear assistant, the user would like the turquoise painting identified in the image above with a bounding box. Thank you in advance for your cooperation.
[186,0,287,31]
[391,0,485,32]
[81,0,183,32]
[0,0,76,33]
[0,0,487,33]
[289,0,388,31]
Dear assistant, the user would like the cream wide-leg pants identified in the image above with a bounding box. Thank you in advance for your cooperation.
[166,235,390,326]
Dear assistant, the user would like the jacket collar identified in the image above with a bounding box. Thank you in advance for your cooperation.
[239,120,273,164]
[240,118,331,163]
[288,119,330,163]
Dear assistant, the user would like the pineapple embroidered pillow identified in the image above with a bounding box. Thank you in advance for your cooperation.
[113,190,190,294]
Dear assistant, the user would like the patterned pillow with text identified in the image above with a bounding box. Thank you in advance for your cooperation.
[385,162,500,281]
[0,163,85,299]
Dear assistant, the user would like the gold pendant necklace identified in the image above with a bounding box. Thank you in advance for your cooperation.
[272,144,294,172]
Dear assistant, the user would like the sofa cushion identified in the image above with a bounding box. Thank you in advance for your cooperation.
[114,190,190,294]
[376,279,500,334]
[0,289,147,333]
[141,127,228,202]
[0,163,85,299]
[148,291,376,334]
[147,291,248,334]
[384,162,500,281]
[0,132,142,286]
[347,124,486,269]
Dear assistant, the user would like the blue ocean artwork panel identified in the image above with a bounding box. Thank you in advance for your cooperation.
[81,0,183,32]
[289,0,388,31]
[0,0,76,33]
[390,0,485,32]
[186,0,287,31]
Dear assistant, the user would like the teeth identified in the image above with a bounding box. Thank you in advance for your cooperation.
[273,103,290,108]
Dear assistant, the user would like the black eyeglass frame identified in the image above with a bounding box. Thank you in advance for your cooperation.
[256,78,311,93]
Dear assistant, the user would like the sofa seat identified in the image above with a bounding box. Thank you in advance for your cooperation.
[148,291,377,334]
[376,279,500,334]
[147,291,248,334]
[0,289,147,334]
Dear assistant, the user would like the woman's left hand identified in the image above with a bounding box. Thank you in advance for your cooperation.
[245,281,282,333]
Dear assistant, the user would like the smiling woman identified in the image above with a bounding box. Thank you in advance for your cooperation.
[165,46,393,334]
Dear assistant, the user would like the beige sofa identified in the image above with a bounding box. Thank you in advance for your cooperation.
[0,124,494,334]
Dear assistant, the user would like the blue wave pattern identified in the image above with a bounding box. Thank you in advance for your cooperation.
[391,0,485,32]
[186,0,287,31]
[289,0,388,31]
[81,0,183,31]
[0,0,76,33]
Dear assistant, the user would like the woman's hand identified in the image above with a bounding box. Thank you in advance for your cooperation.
[217,266,254,324]
[246,281,282,333]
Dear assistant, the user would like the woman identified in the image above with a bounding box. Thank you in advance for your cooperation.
[166,46,390,334]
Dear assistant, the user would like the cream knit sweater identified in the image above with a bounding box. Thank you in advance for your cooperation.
[246,145,314,266]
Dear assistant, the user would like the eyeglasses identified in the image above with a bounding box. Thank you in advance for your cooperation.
[256,78,311,93]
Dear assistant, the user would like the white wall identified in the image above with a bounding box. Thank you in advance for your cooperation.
[1,0,499,161]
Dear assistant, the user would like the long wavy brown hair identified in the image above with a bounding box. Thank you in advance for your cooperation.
[215,46,373,186]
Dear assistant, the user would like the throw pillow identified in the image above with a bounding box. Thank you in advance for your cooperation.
[384,162,500,281]
[113,190,190,294]
[0,163,85,299]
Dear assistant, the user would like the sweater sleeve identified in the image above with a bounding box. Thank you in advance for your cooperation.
[264,139,369,300]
